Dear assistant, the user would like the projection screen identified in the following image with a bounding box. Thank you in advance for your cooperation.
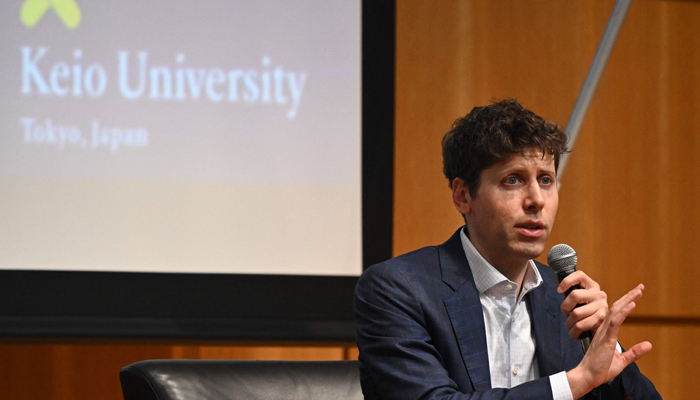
[0,0,394,341]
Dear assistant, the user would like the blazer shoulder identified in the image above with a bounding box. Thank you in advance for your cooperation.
[361,228,465,281]
[361,245,441,280]
[354,245,443,323]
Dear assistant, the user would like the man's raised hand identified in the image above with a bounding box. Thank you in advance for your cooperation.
[566,284,653,399]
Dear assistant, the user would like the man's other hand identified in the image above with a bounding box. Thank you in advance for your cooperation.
[566,284,653,399]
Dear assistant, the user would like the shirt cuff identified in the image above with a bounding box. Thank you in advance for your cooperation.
[549,371,574,400]
[548,343,622,399]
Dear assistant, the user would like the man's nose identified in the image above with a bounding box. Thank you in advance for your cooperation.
[524,181,545,210]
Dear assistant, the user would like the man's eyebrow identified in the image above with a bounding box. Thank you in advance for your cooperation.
[501,165,555,176]
[503,164,550,172]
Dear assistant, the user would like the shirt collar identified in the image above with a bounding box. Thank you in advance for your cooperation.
[459,227,542,296]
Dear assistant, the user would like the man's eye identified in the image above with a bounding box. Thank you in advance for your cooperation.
[505,177,518,185]
[540,177,552,185]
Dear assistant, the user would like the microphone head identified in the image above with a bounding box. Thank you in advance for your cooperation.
[547,244,577,272]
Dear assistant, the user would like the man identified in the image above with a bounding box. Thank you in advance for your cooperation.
[354,99,660,399]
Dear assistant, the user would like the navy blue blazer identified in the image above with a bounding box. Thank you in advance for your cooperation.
[354,228,660,400]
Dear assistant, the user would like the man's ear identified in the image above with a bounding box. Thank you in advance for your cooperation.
[452,178,472,215]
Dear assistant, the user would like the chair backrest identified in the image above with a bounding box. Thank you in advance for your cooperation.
[120,359,363,400]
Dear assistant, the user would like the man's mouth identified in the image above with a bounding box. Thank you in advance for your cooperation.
[516,222,545,237]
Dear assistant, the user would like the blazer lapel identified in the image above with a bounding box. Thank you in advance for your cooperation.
[439,229,492,391]
[528,279,564,377]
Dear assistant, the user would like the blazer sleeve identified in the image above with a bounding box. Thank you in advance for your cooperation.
[354,263,555,400]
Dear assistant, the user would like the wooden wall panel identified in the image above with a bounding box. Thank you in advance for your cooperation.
[345,346,360,361]
[0,345,54,400]
[618,323,700,400]
[0,344,171,400]
[0,343,353,400]
[394,0,475,253]
[178,345,346,361]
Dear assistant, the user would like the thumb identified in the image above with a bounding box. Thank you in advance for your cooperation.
[618,341,652,366]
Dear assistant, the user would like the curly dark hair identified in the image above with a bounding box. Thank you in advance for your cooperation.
[442,98,568,197]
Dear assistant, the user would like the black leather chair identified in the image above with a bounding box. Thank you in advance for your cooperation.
[120,359,363,400]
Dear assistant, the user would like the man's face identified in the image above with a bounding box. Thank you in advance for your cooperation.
[454,148,558,271]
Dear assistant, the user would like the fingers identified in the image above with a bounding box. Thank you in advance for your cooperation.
[601,289,651,381]
[565,300,608,338]
[560,287,607,316]
[610,284,644,316]
[598,284,645,342]
[558,271,608,340]
[557,270,600,295]
[571,284,651,392]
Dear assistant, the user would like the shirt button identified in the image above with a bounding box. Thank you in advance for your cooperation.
[512,366,518,375]
[512,316,516,322]
[505,283,513,290]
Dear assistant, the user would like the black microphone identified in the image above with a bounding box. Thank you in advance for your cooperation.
[547,244,593,353]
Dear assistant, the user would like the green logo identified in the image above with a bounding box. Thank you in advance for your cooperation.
[21,0,81,29]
